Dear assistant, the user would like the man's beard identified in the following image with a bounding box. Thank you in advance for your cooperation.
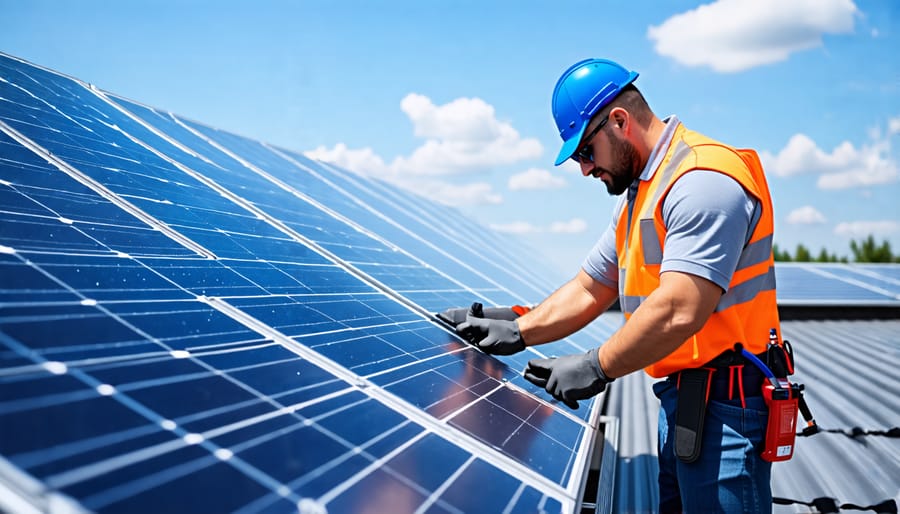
[594,133,642,196]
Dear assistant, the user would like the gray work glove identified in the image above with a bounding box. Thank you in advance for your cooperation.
[523,348,612,409]
[455,303,526,356]
[437,304,526,326]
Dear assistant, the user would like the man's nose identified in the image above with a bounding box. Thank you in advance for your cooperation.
[580,160,595,176]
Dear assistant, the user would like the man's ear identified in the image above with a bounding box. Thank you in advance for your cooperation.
[609,107,628,130]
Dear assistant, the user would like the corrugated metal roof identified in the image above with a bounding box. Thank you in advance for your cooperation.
[607,319,900,513]
[772,319,900,513]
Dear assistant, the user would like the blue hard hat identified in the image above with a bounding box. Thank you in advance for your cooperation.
[551,58,639,165]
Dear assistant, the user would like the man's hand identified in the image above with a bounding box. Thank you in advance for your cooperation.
[523,348,612,409]
[437,304,529,326]
[455,304,526,355]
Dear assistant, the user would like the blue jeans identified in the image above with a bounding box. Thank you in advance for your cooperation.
[654,379,772,513]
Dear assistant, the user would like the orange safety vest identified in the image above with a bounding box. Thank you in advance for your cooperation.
[617,123,781,378]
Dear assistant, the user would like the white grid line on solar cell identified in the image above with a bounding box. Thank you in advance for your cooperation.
[413,454,476,514]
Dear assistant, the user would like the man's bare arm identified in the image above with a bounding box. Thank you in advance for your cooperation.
[597,271,722,378]
[517,269,618,346]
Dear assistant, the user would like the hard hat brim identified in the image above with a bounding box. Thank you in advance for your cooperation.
[554,123,588,166]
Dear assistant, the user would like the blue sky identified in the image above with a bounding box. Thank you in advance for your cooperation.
[2,0,898,272]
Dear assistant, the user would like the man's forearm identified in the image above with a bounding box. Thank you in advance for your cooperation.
[518,270,618,346]
[598,272,721,378]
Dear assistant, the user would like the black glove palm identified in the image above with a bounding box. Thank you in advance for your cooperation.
[524,348,611,409]
[455,304,526,356]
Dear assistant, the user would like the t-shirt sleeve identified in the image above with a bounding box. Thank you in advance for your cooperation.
[660,170,759,292]
[581,197,623,289]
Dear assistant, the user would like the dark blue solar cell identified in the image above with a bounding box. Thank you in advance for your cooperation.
[234,423,352,483]
[313,333,415,372]
[273,262,376,294]
[0,371,86,404]
[23,254,193,301]
[384,369,461,412]
[437,458,561,514]
[322,464,430,514]
[0,304,144,350]
[449,394,572,485]
[136,257,268,297]
[0,253,80,303]
[316,435,474,512]
[64,444,212,509]
[0,394,151,456]
[0,183,55,217]
[179,401,277,438]
[86,354,208,387]
[126,374,260,420]
[198,347,346,397]
[314,399,418,458]
[219,261,316,294]
[227,296,343,335]
[24,426,176,482]
[92,459,271,514]
[104,300,261,349]
[1,212,108,254]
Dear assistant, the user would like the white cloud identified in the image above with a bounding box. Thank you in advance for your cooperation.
[304,143,388,176]
[834,220,900,237]
[549,218,588,234]
[406,180,502,207]
[490,221,539,234]
[391,94,543,176]
[889,116,900,135]
[489,217,588,235]
[304,93,544,207]
[647,0,858,73]
[786,206,826,225]
[761,131,898,189]
[508,168,567,191]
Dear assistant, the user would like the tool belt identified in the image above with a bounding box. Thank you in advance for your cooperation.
[669,347,781,463]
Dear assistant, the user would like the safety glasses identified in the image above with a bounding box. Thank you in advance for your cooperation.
[573,114,609,163]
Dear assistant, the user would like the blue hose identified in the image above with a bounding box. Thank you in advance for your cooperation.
[740,349,780,387]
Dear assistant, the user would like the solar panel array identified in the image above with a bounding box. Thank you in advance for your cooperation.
[0,53,624,513]
[775,263,900,306]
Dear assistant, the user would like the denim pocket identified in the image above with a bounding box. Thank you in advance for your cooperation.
[708,397,768,447]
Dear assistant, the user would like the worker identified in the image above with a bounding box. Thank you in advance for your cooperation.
[449,58,781,513]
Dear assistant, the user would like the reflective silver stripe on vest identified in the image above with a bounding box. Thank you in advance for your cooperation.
[619,266,775,315]
[735,234,773,271]
[620,293,647,315]
[640,219,662,265]
[715,266,776,312]
[639,142,693,266]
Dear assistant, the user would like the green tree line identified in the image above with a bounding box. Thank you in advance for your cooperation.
[773,235,900,263]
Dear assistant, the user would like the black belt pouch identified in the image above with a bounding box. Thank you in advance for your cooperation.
[674,368,711,463]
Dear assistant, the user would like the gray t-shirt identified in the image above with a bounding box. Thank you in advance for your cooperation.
[582,169,760,292]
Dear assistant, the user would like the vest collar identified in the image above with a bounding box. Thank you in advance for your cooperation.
[637,115,681,182]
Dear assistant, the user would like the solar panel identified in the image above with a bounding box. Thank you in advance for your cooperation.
[0,52,620,512]
[775,263,900,305]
